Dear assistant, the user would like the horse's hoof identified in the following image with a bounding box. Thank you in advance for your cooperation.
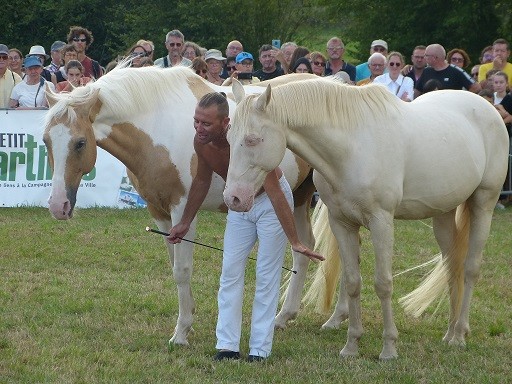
[169,334,189,347]
[340,344,359,358]
[274,314,290,330]
[379,349,398,360]
[321,320,341,330]
[448,337,466,348]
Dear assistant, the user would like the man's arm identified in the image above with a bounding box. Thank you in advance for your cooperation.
[496,104,512,124]
[167,151,214,244]
[263,169,324,261]
[468,81,482,93]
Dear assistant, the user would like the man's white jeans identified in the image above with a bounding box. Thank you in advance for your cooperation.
[216,175,293,358]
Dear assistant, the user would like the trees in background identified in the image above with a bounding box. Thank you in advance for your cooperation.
[0,0,509,66]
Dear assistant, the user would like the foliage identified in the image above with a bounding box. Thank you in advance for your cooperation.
[0,0,321,66]
[326,0,506,64]
[0,0,509,67]
[1,207,511,382]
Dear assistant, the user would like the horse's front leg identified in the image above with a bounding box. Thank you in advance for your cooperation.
[275,201,314,329]
[369,213,398,360]
[321,272,349,329]
[155,216,197,346]
[329,218,363,357]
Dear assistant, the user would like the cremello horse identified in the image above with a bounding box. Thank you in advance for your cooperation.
[224,79,509,359]
[42,66,321,346]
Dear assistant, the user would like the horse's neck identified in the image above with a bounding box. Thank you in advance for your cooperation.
[284,122,345,186]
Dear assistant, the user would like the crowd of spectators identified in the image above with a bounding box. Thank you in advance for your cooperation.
[1,28,510,203]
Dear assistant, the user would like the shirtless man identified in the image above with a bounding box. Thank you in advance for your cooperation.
[167,92,323,362]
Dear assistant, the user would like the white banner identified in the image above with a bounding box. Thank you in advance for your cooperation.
[0,109,144,208]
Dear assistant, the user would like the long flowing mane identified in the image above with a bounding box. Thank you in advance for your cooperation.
[235,79,402,135]
[44,66,209,127]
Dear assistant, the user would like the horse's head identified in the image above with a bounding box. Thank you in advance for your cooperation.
[43,85,101,219]
[224,80,287,212]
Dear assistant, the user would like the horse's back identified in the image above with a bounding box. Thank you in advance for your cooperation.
[394,90,509,218]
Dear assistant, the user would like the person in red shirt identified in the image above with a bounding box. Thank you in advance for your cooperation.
[66,26,103,79]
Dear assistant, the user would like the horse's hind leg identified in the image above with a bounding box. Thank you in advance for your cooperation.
[321,272,349,329]
[450,196,495,347]
[329,218,364,358]
[432,210,460,343]
[275,201,314,329]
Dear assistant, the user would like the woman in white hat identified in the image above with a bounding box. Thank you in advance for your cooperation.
[9,56,55,108]
[27,45,53,82]
[204,49,226,85]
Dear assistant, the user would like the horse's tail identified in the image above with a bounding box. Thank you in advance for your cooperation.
[399,202,469,317]
[302,200,341,314]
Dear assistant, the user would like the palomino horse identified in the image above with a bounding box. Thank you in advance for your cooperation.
[224,79,509,359]
[42,66,320,346]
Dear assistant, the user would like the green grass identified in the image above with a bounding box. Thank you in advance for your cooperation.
[1,207,511,383]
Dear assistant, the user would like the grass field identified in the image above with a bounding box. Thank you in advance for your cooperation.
[1,207,511,383]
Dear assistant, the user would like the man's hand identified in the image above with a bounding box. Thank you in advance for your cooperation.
[291,242,325,262]
[166,222,190,244]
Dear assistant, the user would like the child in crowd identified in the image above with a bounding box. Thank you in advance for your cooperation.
[56,60,91,92]
[492,71,509,105]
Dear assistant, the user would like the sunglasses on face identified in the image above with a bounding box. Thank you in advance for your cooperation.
[388,62,401,67]
[196,69,207,74]
[373,47,386,52]
[312,61,325,67]
[133,51,147,57]
[167,42,182,48]
[227,66,237,71]
[0,55,9,61]
[73,38,87,42]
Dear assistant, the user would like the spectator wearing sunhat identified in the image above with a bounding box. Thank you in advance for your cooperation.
[355,39,389,82]
[9,56,55,109]
[0,43,22,108]
[221,52,260,86]
[46,41,66,73]
[27,45,53,82]
[204,49,226,85]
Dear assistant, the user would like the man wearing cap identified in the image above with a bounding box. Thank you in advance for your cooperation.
[0,44,22,108]
[253,44,285,81]
[325,37,356,81]
[9,56,55,108]
[221,52,260,86]
[154,29,192,68]
[67,26,103,79]
[27,45,53,82]
[46,41,66,73]
[355,39,388,82]
[205,49,226,85]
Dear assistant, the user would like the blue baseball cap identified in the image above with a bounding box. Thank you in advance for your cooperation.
[23,56,43,68]
[235,52,253,63]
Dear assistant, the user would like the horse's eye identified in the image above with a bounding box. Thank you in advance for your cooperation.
[75,139,86,151]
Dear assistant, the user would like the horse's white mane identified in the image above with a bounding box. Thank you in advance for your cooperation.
[44,66,205,127]
[234,79,401,136]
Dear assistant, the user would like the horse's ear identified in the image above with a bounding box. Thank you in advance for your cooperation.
[45,83,59,107]
[255,85,272,111]
[232,78,245,104]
